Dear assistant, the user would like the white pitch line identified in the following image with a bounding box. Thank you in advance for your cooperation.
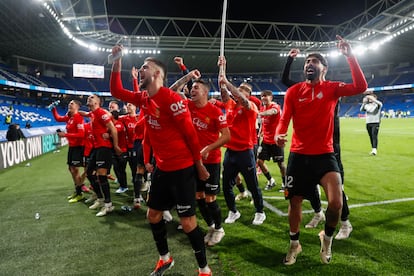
[262,197,414,217]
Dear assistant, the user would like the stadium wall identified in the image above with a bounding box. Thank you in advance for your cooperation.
[0,125,67,170]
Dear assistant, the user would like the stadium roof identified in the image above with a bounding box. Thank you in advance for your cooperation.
[0,0,413,74]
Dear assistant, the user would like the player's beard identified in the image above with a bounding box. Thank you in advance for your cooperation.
[140,77,149,90]
[305,66,321,81]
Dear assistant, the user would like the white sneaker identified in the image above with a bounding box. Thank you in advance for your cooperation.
[224,210,241,224]
[370,148,377,156]
[163,210,173,222]
[305,211,325,228]
[264,178,276,190]
[96,203,114,217]
[252,212,266,225]
[283,241,302,265]
[204,224,215,244]
[89,198,104,210]
[208,228,225,246]
[235,191,249,201]
[115,187,128,194]
[85,193,97,204]
[335,220,353,240]
[319,231,332,264]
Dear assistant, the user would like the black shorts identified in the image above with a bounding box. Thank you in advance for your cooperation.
[128,139,144,166]
[285,152,339,200]
[196,163,221,195]
[147,165,197,217]
[67,146,84,167]
[257,142,284,162]
[87,147,113,171]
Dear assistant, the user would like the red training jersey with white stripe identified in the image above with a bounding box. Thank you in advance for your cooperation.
[110,72,202,171]
[90,107,113,149]
[276,56,367,155]
[224,98,258,151]
[260,102,281,144]
[188,100,228,164]
[51,108,84,147]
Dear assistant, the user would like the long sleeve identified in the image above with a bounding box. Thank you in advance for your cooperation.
[110,72,142,105]
[51,108,67,123]
[281,56,298,88]
[335,56,368,97]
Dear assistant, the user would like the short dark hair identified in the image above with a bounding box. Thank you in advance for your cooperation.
[306,52,328,67]
[145,57,168,82]
[193,78,211,91]
[261,90,273,97]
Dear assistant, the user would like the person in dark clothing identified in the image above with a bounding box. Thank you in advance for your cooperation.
[6,123,25,141]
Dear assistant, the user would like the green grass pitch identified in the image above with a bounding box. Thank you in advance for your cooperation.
[0,118,413,275]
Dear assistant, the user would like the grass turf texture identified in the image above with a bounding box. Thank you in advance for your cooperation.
[0,118,413,275]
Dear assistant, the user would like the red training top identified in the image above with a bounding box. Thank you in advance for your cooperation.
[260,102,281,145]
[52,108,84,147]
[110,72,202,171]
[276,56,367,155]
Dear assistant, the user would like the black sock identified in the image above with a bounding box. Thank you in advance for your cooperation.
[98,175,111,203]
[197,198,213,226]
[264,171,271,180]
[290,232,300,241]
[207,201,222,229]
[150,220,169,256]
[75,185,82,195]
[186,226,207,268]
[88,174,102,198]
[341,191,350,221]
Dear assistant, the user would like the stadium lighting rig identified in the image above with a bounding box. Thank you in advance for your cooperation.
[39,0,161,57]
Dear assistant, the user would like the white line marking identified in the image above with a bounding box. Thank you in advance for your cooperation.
[262,197,414,217]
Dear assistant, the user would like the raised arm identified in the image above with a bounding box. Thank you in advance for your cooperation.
[110,45,142,105]
[217,56,250,109]
[335,35,368,96]
[169,69,201,97]
[281,48,300,88]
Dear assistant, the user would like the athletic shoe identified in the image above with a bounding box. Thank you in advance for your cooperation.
[252,212,266,225]
[335,220,353,240]
[370,148,377,156]
[81,185,90,193]
[198,268,212,276]
[283,241,302,265]
[150,257,174,276]
[96,203,114,217]
[85,193,97,204]
[67,192,77,200]
[305,211,325,228]
[279,185,286,193]
[208,228,225,246]
[68,194,84,203]
[89,198,104,210]
[115,187,128,194]
[133,198,141,209]
[141,181,150,192]
[204,224,215,244]
[224,210,241,224]
[163,210,173,222]
[264,178,276,190]
[319,230,332,264]
[235,191,249,201]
